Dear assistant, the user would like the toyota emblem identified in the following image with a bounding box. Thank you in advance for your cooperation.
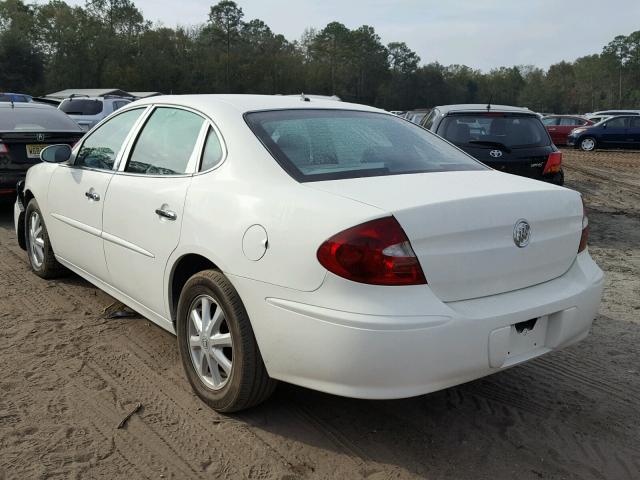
[489,149,503,158]
[36,133,45,141]
[513,219,531,248]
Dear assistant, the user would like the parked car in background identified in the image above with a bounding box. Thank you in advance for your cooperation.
[567,115,640,151]
[405,110,429,124]
[542,115,593,145]
[586,109,640,117]
[58,95,132,131]
[585,114,611,125]
[421,104,564,185]
[0,92,32,103]
[0,102,83,196]
[14,95,602,412]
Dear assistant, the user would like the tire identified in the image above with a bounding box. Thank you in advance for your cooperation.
[25,199,66,279]
[176,270,276,412]
[579,136,597,152]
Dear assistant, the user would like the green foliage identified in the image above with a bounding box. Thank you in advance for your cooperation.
[0,0,639,113]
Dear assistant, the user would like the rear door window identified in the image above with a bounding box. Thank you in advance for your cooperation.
[200,127,224,171]
[125,107,204,175]
[438,114,550,149]
[559,118,581,126]
[542,117,559,126]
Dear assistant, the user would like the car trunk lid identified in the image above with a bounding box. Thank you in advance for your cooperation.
[308,170,582,301]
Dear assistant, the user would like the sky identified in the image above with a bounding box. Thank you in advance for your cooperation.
[58,0,639,71]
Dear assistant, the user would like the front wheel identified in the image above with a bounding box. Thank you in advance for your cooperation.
[579,137,597,152]
[176,270,276,412]
[25,199,65,279]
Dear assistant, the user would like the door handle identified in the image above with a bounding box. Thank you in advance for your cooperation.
[155,208,177,221]
[85,190,100,201]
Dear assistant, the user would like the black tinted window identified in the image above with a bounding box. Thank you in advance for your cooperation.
[0,106,81,131]
[126,107,204,175]
[200,127,224,171]
[439,114,550,148]
[59,99,103,115]
[75,108,144,170]
[605,117,628,128]
[246,109,485,182]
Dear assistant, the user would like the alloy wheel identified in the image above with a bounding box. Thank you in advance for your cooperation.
[188,294,233,390]
[28,211,45,268]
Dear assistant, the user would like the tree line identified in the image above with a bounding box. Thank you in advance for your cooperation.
[1,0,639,113]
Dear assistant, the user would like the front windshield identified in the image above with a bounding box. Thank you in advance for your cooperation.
[245,109,486,182]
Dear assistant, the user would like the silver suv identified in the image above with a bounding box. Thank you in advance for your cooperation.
[58,95,132,131]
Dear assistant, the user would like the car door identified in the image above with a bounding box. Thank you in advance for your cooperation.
[101,106,207,320]
[46,107,146,282]
[628,116,640,146]
[542,117,561,144]
[556,117,582,145]
[600,117,629,146]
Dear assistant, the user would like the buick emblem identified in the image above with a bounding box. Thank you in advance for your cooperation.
[513,219,531,248]
[489,149,503,158]
[36,133,45,141]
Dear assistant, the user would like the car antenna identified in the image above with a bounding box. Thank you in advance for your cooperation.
[486,95,493,112]
[300,93,310,102]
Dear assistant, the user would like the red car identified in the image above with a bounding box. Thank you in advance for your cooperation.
[542,115,593,145]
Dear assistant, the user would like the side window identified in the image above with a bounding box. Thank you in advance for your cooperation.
[631,117,640,128]
[75,108,144,170]
[559,118,579,126]
[200,127,224,171]
[125,107,204,175]
[542,117,558,126]
[422,110,437,130]
[606,117,628,129]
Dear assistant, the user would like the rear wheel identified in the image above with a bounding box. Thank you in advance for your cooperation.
[579,137,596,152]
[25,199,65,279]
[176,270,276,412]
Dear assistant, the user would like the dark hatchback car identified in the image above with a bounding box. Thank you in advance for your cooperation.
[0,103,84,196]
[567,115,640,151]
[421,104,563,185]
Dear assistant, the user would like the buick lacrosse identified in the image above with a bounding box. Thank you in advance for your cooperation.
[14,95,604,412]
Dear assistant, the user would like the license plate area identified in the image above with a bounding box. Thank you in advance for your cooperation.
[506,316,548,361]
[25,144,47,159]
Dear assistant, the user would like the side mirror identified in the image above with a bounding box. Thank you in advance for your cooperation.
[40,144,72,163]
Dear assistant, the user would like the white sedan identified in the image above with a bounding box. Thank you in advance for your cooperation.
[14,95,604,412]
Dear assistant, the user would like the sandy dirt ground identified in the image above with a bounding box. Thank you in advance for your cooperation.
[0,149,639,480]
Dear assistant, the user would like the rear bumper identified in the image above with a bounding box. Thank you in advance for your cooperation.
[229,251,604,399]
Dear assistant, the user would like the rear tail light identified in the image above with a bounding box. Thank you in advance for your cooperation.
[578,197,589,253]
[0,143,7,154]
[543,151,562,174]
[317,216,427,286]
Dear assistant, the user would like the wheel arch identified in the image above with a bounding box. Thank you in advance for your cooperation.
[17,188,36,250]
[168,253,220,326]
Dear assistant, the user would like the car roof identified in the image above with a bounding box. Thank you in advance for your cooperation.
[129,94,382,115]
[543,114,586,118]
[433,104,535,115]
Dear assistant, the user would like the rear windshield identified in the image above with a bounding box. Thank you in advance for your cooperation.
[0,106,81,131]
[438,114,550,149]
[245,109,486,182]
[59,99,103,115]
